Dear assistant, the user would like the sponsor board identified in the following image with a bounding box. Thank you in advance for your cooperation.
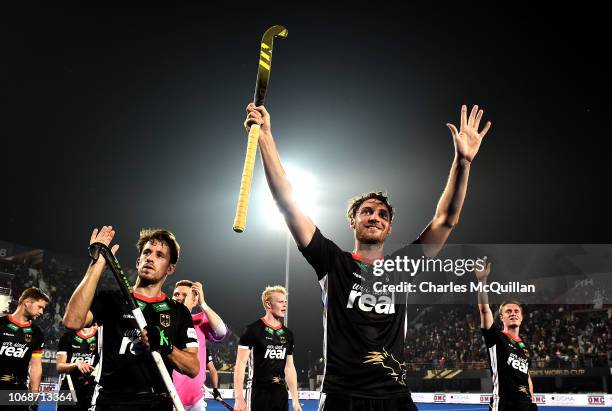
[410,393,429,402]
[433,394,446,403]
[447,393,471,404]
[479,394,491,404]
[534,394,546,404]
[588,395,605,405]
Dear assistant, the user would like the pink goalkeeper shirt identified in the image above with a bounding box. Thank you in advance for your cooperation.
[173,311,224,406]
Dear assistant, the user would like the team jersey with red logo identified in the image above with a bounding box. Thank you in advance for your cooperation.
[238,318,294,388]
[482,325,532,405]
[57,328,100,391]
[299,227,420,398]
[0,314,45,386]
[90,290,197,395]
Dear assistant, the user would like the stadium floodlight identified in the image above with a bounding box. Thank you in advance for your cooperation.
[261,164,318,231]
[259,163,318,326]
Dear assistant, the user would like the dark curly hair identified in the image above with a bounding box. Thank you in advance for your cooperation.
[346,191,394,222]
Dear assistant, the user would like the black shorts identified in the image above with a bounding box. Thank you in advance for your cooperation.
[58,382,96,411]
[248,384,288,411]
[318,393,418,411]
[490,399,535,411]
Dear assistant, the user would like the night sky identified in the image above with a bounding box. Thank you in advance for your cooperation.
[1,3,607,375]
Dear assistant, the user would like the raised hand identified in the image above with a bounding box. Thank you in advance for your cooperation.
[446,105,491,163]
[244,103,271,135]
[475,258,491,282]
[192,282,205,307]
[89,226,120,263]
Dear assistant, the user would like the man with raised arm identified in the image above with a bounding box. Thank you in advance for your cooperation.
[476,263,536,411]
[63,226,199,411]
[171,280,227,410]
[245,102,491,411]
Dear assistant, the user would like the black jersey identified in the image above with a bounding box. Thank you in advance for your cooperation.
[57,328,100,390]
[482,325,532,405]
[0,315,45,386]
[90,290,198,395]
[238,318,294,388]
[299,228,419,399]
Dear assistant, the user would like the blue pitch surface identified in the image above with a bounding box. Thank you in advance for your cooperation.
[38,401,612,410]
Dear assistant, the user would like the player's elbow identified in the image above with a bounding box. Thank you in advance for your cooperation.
[191,353,201,377]
[186,360,200,378]
[63,313,84,331]
[433,213,458,230]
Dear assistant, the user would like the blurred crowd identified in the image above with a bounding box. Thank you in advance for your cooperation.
[404,304,610,370]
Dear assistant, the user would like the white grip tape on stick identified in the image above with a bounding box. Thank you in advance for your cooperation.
[132,308,147,329]
[131,308,185,411]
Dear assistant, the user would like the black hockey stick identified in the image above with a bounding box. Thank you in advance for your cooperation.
[203,385,233,410]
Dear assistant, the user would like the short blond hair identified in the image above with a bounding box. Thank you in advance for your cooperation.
[174,280,194,289]
[261,285,287,309]
[498,300,523,317]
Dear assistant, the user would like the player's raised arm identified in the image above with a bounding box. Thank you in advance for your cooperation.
[192,282,227,340]
[417,105,491,257]
[245,104,316,248]
[63,226,119,330]
[476,260,494,330]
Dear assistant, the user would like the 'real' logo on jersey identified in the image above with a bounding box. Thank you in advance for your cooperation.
[507,353,528,374]
[71,352,96,365]
[264,345,287,359]
[346,284,395,314]
[0,342,29,358]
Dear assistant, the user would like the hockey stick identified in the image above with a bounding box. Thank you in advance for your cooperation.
[89,242,185,411]
[233,24,288,233]
[66,374,78,403]
[202,385,233,410]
